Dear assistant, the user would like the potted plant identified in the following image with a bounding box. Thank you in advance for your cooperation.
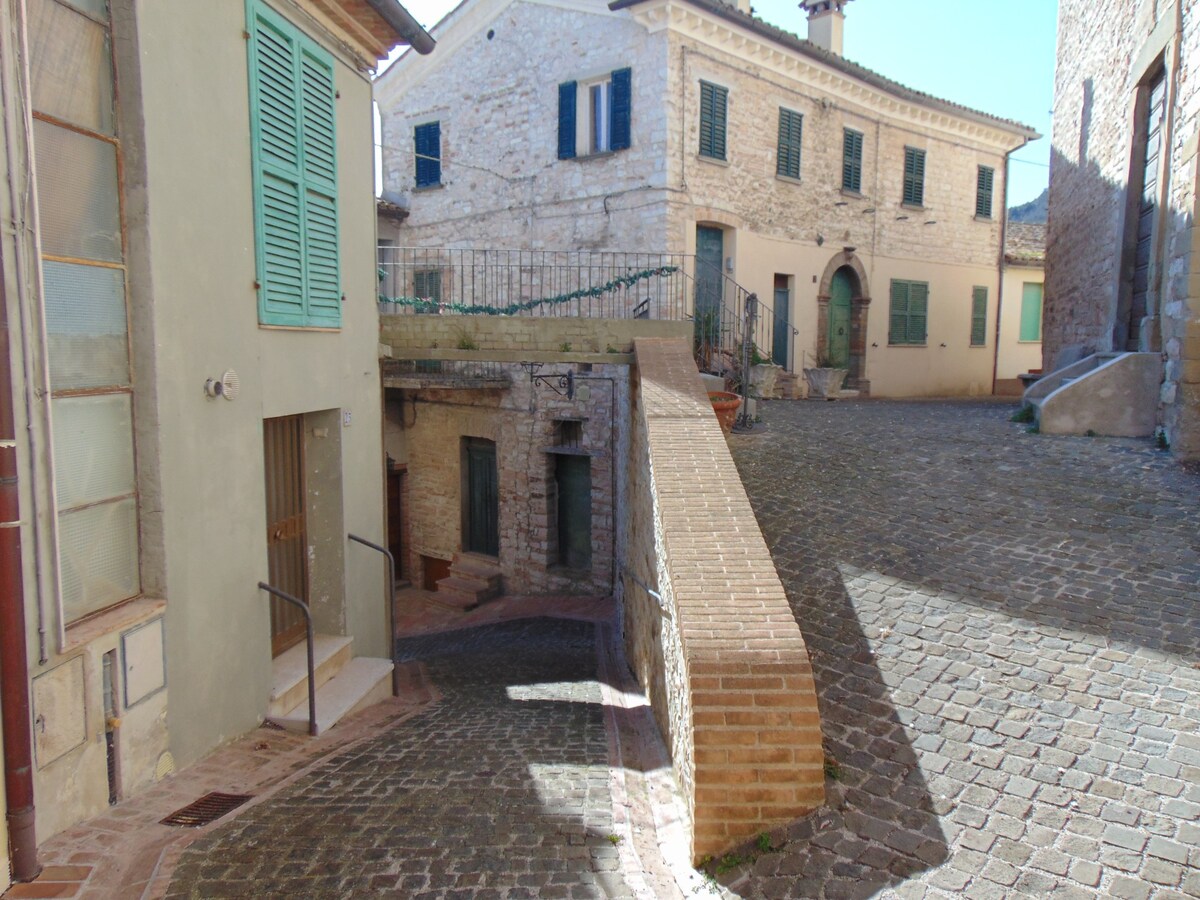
[708,391,742,433]
[802,353,848,400]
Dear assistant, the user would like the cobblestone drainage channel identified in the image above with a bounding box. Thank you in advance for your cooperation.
[160,792,254,828]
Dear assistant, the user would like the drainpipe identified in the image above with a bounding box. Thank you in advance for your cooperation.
[1,264,40,883]
[991,140,1026,394]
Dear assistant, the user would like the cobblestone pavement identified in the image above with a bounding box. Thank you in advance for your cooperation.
[725,400,1200,900]
[165,619,690,899]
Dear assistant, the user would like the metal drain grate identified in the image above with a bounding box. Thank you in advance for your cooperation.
[160,792,253,827]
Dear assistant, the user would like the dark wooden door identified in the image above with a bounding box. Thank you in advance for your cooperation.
[695,226,724,355]
[772,275,790,369]
[555,455,591,570]
[263,415,307,657]
[465,438,498,557]
[386,467,405,582]
[1130,69,1166,346]
[828,268,853,368]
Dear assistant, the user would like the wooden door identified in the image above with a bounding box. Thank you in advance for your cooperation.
[828,268,853,368]
[772,275,790,369]
[386,467,405,582]
[1130,69,1165,347]
[695,226,724,356]
[263,415,307,657]
[555,455,591,570]
[464,438,498,557]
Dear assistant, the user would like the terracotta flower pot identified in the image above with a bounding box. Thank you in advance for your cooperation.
[708,391,742,433]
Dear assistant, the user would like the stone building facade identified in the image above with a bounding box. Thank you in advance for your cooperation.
[377,0,1038,397]
[1046,0,1200,457]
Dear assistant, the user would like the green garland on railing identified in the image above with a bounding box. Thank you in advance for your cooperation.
[377,265,679,315]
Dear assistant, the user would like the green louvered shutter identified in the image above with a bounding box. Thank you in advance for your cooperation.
[776,108,802,179]
[908,281,928,343]
[889,280,909,345]
[248,1,339,328]
[300,46,339,325]
[609,68,631,151]
[903,147,925,206]
[699,81,727,160]
[843,128,862,192]
[970,286,987,346]
[558,81,577,160]
[976,166,994,218]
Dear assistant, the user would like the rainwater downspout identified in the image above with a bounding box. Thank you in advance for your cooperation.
[2,0,50,666]
[992,140,1027,394]
[0,253,39,884]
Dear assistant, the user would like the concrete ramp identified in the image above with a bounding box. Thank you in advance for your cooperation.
[1025,352,1161,436]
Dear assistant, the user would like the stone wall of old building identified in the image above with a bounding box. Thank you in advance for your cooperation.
[385,361,627,598]
[1048,0,1200,456]
[376,0,672,251]
[666,33,1010,270]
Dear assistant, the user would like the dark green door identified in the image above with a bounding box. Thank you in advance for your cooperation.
[772,283,790,368]
[695,226,724,354]
[555,455,591,570]
[465,438,498,556]
[827,269,852,368]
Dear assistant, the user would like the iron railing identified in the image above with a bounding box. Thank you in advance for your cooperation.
[256,582,316,737]
[377,247,798,375]
[347,534,400,697]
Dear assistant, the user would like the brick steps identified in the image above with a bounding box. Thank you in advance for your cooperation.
[432,555,504,610]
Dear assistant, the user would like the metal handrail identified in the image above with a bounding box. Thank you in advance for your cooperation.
[256,582,317,736]
[348,533,400,696]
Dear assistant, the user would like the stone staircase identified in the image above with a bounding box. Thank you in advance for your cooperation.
[267,634,393,735]
[776,371,802,399]
[432,554,504,610]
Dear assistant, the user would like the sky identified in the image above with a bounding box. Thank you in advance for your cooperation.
[382,0,1058,207]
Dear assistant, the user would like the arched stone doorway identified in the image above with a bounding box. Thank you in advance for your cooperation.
[816,251,871,394]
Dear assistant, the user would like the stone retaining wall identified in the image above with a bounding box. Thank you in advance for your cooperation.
[623,337,824,862]
[379,313,689,358]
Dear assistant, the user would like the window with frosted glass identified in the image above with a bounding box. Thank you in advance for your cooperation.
[30,0,140,624]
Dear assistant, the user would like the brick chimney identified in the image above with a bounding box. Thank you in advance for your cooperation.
[801,0,851,56]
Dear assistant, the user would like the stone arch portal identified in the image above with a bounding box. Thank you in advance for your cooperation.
[816,251,871,394]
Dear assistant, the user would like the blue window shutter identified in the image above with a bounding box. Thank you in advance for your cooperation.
[414,121,441,187]
[558,81,577,160]
[248,0,339,328]
[609,68,631,151]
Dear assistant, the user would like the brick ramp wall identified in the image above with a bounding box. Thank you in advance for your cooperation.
[626,337,824,862]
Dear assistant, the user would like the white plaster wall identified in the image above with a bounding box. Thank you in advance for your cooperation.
[997,266,1045,380]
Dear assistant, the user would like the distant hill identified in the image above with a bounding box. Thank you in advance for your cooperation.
[1009,188,1048,224]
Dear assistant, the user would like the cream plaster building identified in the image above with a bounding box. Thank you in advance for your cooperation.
[0,0,430,877]
[1042,0,1200,457]
[377,0,1038,397]
[995,222,1046,395]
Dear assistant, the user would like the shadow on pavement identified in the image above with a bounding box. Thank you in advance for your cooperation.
[166,619,640,899]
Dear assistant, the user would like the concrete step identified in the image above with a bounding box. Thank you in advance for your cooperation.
[268,657,394,735]
[269,634,353,718]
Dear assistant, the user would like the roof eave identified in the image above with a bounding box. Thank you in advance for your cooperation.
[610,0,1039,141]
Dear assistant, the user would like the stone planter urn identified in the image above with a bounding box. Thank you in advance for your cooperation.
[803,367,848,400]
[750,363,781,400]
[708,391,742,433]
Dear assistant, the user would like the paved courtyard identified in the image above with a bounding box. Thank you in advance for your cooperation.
[164,619,689,899]
[726,399,1200,899]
